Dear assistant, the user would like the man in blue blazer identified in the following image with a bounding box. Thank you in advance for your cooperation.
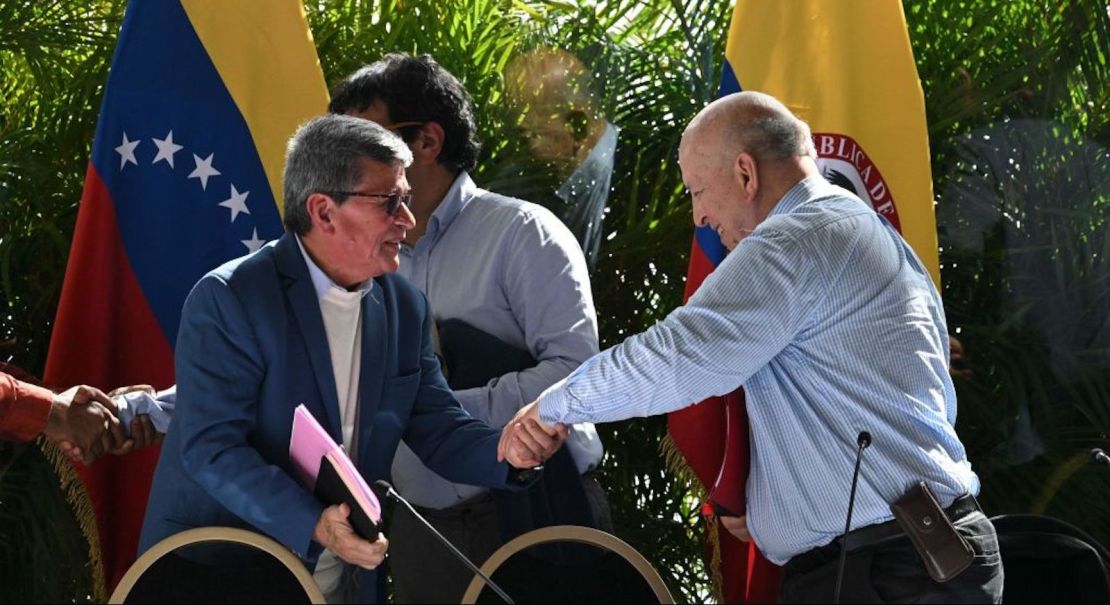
[139,115,560,602]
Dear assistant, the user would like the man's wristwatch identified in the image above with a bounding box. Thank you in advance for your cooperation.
[506,464,543,486]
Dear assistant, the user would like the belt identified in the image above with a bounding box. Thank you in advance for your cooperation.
[786,493,981,574]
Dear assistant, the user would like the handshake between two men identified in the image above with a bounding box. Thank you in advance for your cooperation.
[496,396,756,544]
[52,384,162,464]
[313,401,568,574]
[0,372,162,465]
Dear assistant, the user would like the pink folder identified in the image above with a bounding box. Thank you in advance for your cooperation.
[289,404,382,522]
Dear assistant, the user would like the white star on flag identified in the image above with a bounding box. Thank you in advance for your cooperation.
[115,133,140,170]
[241,228,265,253]
[151,131,184,168]
[188,153,221,190]
[219,185,251,222]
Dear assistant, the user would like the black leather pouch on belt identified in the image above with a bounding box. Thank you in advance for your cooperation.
[889,481,974,582]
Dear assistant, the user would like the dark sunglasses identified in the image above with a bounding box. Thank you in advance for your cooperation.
[326,190,412,216]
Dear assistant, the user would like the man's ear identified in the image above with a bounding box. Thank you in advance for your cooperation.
[734,151,759,202]
[305,192,337,233]
[410,121,445,165]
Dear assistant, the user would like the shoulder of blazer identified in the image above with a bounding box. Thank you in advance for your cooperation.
[191,238,289,318]
[216,233,303,287]
[221,242,286,291]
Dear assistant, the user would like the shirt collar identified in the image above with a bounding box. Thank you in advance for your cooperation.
[767,174,832,219]
[421,171,477,245]
[295,235,375,300]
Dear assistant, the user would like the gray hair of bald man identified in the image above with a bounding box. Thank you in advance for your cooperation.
[282,114,414,235]
[723,91,817,162]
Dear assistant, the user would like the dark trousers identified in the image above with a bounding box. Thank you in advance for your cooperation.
[390,492,503,604]
[779,511,1004,604]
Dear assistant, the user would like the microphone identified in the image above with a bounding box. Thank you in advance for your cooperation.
[834,431,872,604]
[1091,448,1110,467]
[374,480,514,604]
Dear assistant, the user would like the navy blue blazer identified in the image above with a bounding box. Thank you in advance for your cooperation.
[140,233,511,595]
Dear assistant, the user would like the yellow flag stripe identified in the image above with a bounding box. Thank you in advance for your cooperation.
[726,0,939,285]
[180,0,329,216]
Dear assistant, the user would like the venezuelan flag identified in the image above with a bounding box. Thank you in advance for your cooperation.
[43,0,327,591]
[666,2,936,602]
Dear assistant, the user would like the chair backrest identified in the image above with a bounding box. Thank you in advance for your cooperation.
[461,525,674,604]
[108,527,325,604]
[990,514,1110,604]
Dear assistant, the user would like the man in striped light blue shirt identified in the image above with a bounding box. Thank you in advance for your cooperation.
[499,91,1003,603]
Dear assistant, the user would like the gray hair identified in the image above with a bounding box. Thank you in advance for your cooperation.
[741,114,816,161]
[691,91,816,163]
[729,92,816,161]
[282,114,413,235]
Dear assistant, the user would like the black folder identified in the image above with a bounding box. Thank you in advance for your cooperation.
[313,454,380,541]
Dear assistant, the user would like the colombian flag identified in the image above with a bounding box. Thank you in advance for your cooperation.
[42,0,328,591]
[665,2,937,602]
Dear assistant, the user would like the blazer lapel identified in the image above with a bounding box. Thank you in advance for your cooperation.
[275,233,343,441]
[356,279,387,469]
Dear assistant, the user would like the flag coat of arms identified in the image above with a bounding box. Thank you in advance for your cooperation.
[43,0,328,590]
[665,1,937,602]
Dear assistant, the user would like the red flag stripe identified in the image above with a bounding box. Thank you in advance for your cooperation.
[43,162,171,590]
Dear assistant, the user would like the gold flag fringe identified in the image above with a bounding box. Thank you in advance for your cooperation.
[661,432,724,604]
[38,437,106,603]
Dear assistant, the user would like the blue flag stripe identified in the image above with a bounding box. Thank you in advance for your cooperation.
[691,59,744,270]
[90,0,283,345]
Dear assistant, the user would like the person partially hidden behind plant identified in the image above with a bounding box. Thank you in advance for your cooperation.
[0,370,132,463]
[503,47,619,268]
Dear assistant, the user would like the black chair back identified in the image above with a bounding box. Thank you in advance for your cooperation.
[461,525,674,604]
[991,514,1110,604]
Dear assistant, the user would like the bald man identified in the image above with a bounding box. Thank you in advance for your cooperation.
[499,91,1003,603]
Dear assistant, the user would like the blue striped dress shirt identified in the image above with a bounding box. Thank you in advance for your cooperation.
[538,175,979,564]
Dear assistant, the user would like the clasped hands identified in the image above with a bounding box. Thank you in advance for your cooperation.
[496,400,568,468]
[49,384,162,464]
[496,403,754,545]
[314,400,568,570]
[43,385,129,464]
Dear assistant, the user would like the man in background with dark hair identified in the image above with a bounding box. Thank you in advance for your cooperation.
[329,53,610,603]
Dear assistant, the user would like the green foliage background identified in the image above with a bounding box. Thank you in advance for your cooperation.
[0,0,1108,602]
[909,0,1110,552]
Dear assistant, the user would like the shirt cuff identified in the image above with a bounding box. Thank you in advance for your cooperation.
[505,464,543,488]
[537,376,571,425]
[116,391,174,433]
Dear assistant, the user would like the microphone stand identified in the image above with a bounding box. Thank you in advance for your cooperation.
[834,430,871,604]
[374,480,514,604]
